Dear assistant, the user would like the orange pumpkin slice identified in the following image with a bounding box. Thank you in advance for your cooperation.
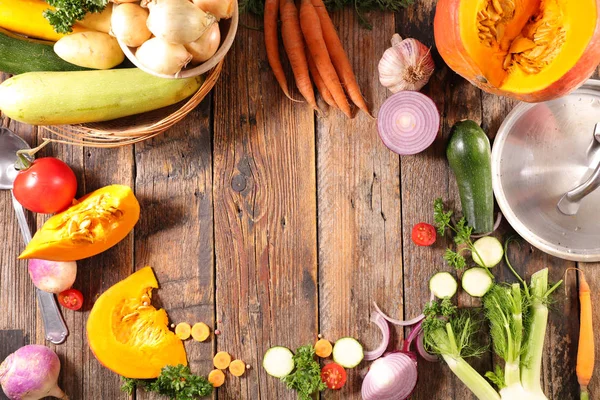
[86,266,187,379]
[19,185,140,261]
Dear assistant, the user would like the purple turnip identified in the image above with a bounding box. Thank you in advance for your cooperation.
[28,259,77,294]
[0,345,67,399]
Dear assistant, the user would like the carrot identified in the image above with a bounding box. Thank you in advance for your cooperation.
[299,0,352,118]
[314,338,333,358]
[208,369,226,387]
[264,0,296,101]
[576,271,594,400]
[213,351,232,370]
[191,322,210,342]
[175,322,191,340]
[310,0,371,116]
[229,359,247,377]
[280,0,320,112]
[306,49,337,108]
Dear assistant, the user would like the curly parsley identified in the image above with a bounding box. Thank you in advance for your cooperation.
[282,345,326,400]
[121,365,213,400]
[44,0,109,34]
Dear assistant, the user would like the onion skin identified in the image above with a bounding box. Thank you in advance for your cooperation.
[185,23,221,64]
[192,0,234,19]
[111,3,152,48]
[136,37,192,76]
[0,345,66,400]
[28,259,77,294]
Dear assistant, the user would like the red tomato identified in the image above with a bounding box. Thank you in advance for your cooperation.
[321,363,347,390]
[13,157,77,214]
[412,222,436,246]
[58,289,84,311]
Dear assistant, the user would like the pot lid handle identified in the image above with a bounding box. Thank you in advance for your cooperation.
[557,123,600,216]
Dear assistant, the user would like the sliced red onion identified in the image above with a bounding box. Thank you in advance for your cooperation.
[373,302,425,326]
[417,328,439,362]
[402,320,423,352]
[377,91,440,155]
[361,352,418,400]
[364,311,391,361]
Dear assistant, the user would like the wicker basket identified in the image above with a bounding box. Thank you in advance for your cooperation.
[40,60,223,148]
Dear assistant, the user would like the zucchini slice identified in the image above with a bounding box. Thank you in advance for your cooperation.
[429,272,458,299]
[472,236,504,268]
[332,337,364,368]
[262,346,294,378]
[462,267,493,297]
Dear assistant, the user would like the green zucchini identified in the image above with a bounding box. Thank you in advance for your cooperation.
[0,69,204,125]
[0,28,86,75]
[446,120,494,233]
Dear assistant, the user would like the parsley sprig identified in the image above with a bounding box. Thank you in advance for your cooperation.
[433,198,493,278]
[121,364,213,400]
[44,0,109,34]
[282,345,326,400]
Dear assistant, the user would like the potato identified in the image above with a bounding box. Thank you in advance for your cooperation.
[54,32,124,70]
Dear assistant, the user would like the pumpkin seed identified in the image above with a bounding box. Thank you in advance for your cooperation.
[68,219,79,235]
[79,219,91,230]
[137,305,152,311]
[122,312,139,322]
[509,37,537,53]
[503,54,513,70]
[492,0,503,15]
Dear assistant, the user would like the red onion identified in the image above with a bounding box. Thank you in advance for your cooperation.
[364,311,391,361]
[377,91,439,155]
[417,328,439,362]
[402,320,423,352]
[373,302,425,326]
[361,352,418,400]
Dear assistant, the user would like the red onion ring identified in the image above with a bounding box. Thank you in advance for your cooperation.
[373,302,425,326]
[377,91,440,155]
[402,320,423,352]
[416,328,439,362]
[364,311,391,361]
[361,352,418,400]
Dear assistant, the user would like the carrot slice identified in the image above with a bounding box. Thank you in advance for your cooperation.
[314,338,332,358]
[229,359,246,377]
[192,322,210,342]
[208,369,226,387]
[214,351,232,369]
[175,322,191,340]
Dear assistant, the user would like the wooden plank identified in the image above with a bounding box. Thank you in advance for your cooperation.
[134,99,215,399]
[316,9,399,400]
[213,13,318,399]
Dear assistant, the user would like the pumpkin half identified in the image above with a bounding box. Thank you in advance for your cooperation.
[434,0,600,102]
[19,185,139,261]
[87,266,187,379]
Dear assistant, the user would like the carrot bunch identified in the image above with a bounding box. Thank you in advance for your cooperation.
[264,0,370,117]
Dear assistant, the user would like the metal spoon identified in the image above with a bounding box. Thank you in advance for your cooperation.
[557,123,600,216]
[0,127,68,344]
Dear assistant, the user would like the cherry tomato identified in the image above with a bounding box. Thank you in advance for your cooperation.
[58,289,84,311]
[13,157,77,214]
[321,363,347,390]
[412,222,436,246]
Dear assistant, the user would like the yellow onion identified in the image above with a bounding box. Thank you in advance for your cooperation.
[146,0,216,44]
[185,23,221,64]
[111,3,152,47]
[192,0,234,20]
[135,37,192,76]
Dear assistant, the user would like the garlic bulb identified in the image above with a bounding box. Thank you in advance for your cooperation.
[378,34,435,93]
[146,0,216,45]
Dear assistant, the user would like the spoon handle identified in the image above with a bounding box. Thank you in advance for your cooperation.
[11,192,69,344]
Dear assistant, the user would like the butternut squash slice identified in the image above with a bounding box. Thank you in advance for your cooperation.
[86,266,187,379]
[19,185,139,261]
[434,0,600,102]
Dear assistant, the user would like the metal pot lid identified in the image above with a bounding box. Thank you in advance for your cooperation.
[492,79,600,262]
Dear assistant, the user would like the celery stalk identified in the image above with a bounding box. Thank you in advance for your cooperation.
[442,355,501,400]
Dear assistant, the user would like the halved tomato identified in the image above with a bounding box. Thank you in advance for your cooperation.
[321,362,347,390]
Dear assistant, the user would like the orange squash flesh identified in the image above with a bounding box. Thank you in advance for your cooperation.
[19,185,140,261]
[87,266,187,379]
[435,0,600,101]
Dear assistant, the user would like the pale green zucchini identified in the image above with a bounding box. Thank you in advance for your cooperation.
[0,68,203,125]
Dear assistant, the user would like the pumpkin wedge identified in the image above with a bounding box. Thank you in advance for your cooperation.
[87,266,187,379]
[434,0,600,102]
[19,185,139,261]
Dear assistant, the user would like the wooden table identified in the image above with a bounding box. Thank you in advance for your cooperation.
[1,3,599,399]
